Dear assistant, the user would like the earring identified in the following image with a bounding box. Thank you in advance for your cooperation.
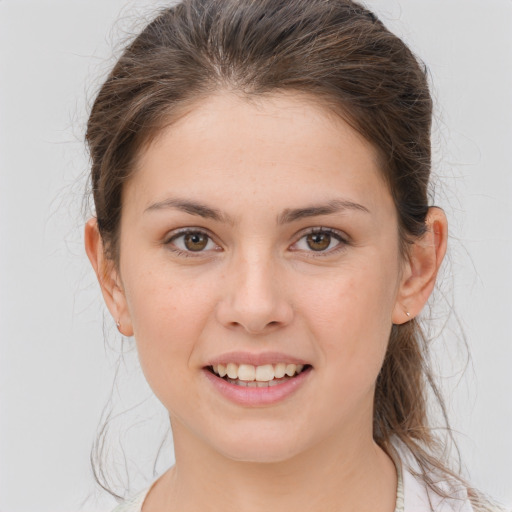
[116,319,122,332]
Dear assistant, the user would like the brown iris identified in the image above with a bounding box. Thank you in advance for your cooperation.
[306,232,331,251]
[184,232,209,251]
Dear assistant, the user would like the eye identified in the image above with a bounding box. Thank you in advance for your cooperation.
[291,228,346,254]
[166,229,219,254]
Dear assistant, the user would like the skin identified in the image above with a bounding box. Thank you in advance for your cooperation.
[85,92,447,512]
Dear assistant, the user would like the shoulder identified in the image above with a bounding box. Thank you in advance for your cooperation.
[110,488,150,512]
[401,460,472,512]
[394,441,509,512]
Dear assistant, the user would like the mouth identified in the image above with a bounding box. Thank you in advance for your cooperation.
[207,362,312,388]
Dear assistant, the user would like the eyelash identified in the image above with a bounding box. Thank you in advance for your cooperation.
[164,227,349,258]
[291,227,348,257]
[164,228,220,258]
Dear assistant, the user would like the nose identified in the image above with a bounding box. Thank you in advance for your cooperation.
[215,250,294,335]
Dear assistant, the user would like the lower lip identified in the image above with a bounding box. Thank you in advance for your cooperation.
[202,367,312,406]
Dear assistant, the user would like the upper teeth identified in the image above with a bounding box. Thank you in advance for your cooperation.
[212,363,305,381]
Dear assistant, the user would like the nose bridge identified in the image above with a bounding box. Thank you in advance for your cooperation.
[237,247,276,303]
[217,241,292,333]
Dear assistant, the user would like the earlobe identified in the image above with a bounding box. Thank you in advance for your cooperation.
[392,207,448,324]
[84,218,134,336]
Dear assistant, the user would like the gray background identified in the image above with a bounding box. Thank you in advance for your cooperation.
[1,1,511,510]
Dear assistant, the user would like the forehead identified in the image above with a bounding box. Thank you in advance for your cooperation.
[127,91,392,216]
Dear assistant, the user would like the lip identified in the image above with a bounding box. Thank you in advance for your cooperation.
[202,364,312,407]
[205,351,310,367]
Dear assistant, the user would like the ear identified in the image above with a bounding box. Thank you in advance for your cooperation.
[392,207,448,324]
[84,218,134,336]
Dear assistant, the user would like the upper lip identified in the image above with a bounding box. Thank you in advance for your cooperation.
[205,351,311,367]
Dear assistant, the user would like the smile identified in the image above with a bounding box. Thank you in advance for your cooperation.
[203,354,313,406]
[209,363,309,387]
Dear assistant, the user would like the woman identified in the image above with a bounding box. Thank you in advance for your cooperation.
[84,0,505,510]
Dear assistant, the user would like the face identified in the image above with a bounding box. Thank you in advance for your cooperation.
[110,92,408,462]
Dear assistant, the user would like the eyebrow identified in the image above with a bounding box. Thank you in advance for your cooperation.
[144,197,370,224]
[144,198,234,224]
[277,199,370,224]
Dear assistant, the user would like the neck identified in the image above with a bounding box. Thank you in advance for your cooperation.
[145,420,397,512]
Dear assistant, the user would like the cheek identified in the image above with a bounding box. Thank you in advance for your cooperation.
[294,258,398,375]
[121,263,217,394]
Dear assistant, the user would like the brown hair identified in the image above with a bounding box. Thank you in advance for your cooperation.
[87,0,467,501]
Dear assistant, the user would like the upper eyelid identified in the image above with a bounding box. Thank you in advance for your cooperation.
[165,227,217,242]
[289,228,349,258]
[162,230,221,261]
[293,226,349,242]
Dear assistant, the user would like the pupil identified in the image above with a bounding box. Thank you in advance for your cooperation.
[307,233,330,251]
[184,232,208,251]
